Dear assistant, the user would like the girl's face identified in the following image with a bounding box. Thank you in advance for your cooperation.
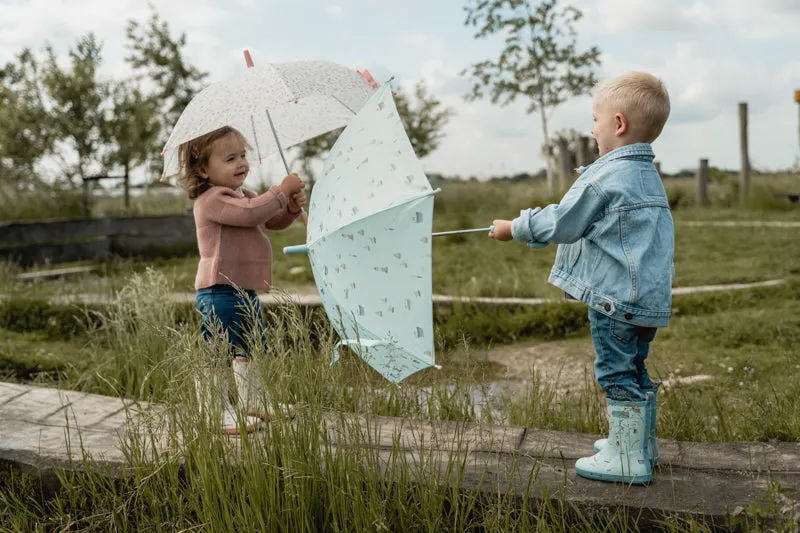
[202,133,249,189]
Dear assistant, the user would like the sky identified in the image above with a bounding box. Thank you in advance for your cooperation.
[1,0,799,185]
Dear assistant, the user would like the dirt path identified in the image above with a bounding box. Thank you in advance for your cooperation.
[478,337,596,392]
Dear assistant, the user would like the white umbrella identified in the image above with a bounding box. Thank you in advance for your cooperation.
[160,59,377,179]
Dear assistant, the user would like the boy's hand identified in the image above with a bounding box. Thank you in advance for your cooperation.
[489,220,513,241]
[279,173,305,197]
[288,190,307,214]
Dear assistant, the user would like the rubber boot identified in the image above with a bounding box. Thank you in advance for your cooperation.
[576,398,652,484]
[593,382,661,467]
[195,365,263,435]
[232,356,294,421]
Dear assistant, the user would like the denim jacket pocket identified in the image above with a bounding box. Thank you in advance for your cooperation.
[568,241,582,272]
[558,241,582,273]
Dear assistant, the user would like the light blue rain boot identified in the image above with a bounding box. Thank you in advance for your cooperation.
[593,382,661,467]
[576,398,652,484]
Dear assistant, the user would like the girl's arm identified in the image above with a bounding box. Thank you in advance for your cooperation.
[241,187,299,230]
[204,187,289,227]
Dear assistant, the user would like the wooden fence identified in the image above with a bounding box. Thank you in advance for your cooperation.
[0,214,197,267]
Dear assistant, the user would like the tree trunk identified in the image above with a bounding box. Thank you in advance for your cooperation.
[539,101,555,197]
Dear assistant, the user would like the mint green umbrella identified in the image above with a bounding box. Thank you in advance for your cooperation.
[284,83,444,383]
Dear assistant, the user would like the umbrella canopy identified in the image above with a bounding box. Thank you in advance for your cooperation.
[299,83,439,383]
[160,60,375,178]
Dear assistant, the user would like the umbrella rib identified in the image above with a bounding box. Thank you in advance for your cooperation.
[249,114,263,164]
[330,94,357,115]
[307,188,440,246]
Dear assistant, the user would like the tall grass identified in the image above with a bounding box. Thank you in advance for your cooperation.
[2,263,800,531]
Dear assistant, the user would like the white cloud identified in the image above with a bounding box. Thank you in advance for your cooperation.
[2,0,799,180]
[396,31,447,59]
[326,4,344,18]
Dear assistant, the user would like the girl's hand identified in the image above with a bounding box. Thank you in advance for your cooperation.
[288,190,307,214]
[279,173,305,198]
[489,220,513,241]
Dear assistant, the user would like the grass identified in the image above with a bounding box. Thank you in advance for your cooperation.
[3,176,799,299]
[2,270,797,531]
[0,176,798,531]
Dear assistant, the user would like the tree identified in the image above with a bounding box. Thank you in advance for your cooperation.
[461,0,600,195]
[0,49,53,189]
[294,80,453,186]
[126,10,208,151]
[101,83,161,208]
[40,34,107,185]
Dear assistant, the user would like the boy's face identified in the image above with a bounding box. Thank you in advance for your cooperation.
[203,133,249,190]
[591,99,620,157]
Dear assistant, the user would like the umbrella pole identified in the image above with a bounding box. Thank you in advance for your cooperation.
[264,105,308,226]
[243,49,307,227]
[265,108,308,227]
[265,108,291,175]
[432,226,494,237]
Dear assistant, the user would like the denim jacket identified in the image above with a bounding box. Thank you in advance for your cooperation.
[511,143,674,327]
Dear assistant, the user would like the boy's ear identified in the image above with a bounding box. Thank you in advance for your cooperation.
[614,113,629,137]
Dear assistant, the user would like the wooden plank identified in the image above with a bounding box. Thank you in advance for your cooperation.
[0,240,109,267]
[16,265,98,281]
[0,217,111,245]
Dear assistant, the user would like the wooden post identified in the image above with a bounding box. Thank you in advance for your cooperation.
[123,164,130,210]
[556,137,572,192]
[696,158,709,206]
[738,102,750,202]
[795,89,800,152]
[576,136,590,168]
[82,178,90,217]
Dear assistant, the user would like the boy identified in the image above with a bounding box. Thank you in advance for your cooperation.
[489,72,674,484]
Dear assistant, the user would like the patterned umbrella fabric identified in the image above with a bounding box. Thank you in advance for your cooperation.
[161,60,375,179]
[286,83,439,383]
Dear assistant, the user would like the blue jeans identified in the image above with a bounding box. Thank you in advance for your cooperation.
[589,308,658,402]
[196,284,268,359]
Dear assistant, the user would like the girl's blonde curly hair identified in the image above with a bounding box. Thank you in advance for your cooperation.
[177,126,251,199]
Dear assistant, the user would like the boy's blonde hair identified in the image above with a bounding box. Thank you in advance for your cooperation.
[177,126,251,199]
[595,72,670,143]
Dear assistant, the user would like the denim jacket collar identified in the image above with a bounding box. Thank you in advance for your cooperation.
[576,143,654,175]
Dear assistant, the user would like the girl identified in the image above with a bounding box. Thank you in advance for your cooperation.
[178,125,306,435]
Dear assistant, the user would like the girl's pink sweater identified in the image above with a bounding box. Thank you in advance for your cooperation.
[193,186,299,292]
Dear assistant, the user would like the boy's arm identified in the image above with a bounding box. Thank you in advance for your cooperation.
[511,181,605,247]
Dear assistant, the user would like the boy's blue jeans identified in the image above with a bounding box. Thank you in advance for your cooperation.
[588,308,657,402]
[196,284,268,359]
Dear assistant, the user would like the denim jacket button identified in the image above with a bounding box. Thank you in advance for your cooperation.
[602,303,611,312]
[624,312,633,320]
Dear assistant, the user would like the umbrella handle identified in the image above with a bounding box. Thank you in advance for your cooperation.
[283,244,309,255]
